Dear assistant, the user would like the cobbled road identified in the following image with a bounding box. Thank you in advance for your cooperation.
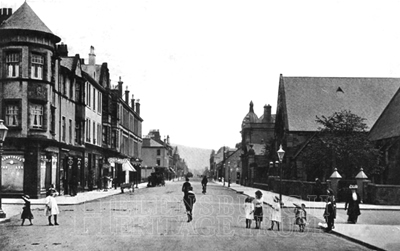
[0,179,373,251]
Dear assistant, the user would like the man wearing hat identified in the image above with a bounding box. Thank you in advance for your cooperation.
[323,188,336,232]
[345,185,361,224]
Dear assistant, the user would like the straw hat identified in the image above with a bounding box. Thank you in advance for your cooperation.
[22,195,30,202]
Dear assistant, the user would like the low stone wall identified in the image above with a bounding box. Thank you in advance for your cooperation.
[266,177,327,201]
[366,183,400,205]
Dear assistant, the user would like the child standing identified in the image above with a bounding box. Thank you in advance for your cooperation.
[21,195,33,226]
[45,188,60,226]
[294,203,307,232]
[268,196,282,231]
[253,190,264,229]
[244,197,254,228]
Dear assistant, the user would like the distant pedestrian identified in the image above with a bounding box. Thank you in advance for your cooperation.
[244,197,254,228]
[314,178,323,201]
[345,185,361,224]
[253,190,264,229]
[45,188,60,226]
[183,186,196,222]
[182,177,191,196]
[201,176,208,194]
[294,203,307,232]
[21,195,33,226]
[268,196,282,231]
[323,188,336,232]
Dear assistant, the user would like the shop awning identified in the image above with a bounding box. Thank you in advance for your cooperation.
[122,161,136,172]
[169,167,176,174]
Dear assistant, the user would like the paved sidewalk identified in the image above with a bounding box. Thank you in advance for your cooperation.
[218,181,400,251]
[0,181,150,224]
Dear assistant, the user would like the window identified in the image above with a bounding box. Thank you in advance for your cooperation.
[93,87,96,111]
[31,53,44,79]
[29,104,44,128]
[69,119,72,144]
[50,107,56,133]
[98,92,102,114]
[6,52,20,78]
[157,159,161,166]
[93,121,96,144]
[5,104,20,127]
[62,117,66,141]
[157,149,161,156]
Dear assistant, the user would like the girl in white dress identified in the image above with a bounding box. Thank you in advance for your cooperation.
[268,196,282,231]
[45,188,60,226]
[244,197,254,228]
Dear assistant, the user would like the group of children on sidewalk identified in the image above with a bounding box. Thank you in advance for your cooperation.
[20,184,60,226]
[244,190,307,231]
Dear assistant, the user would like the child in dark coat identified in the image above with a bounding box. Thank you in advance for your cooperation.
[21,195,33,226]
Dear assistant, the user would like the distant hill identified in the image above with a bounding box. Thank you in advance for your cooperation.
[172,144,213,172]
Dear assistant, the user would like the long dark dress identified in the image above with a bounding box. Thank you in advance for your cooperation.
[323,195,336,231]
[21,201,34,220]
[345,192,361,224]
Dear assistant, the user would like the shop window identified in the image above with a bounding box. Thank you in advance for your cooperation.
[31,53,44,79]
[6,52,20,78]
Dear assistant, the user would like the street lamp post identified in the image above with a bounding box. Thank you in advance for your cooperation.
[277,144,285,204]
[228,162,231,187]
[0,120,9,218]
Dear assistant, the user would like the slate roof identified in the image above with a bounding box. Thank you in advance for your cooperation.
[282,76,400,131]
[142,138,164,148]
[369,87,400,141]
[0,2,60,42]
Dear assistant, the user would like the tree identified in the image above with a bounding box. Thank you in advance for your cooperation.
[301,110,382,180]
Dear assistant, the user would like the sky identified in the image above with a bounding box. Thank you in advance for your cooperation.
[3,0,400,151]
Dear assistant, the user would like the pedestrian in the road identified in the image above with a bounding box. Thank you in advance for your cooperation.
[201,176,208,194]
[268,196,281,231]
[323,188,336,232]
[45,188,60,226]
[345,185,361,224]
[182,177,191,195]
[21,195,33,226]
[183,186,196,222]
[244,197,254,228]
[253,190,264,229]
[294,203,307,232]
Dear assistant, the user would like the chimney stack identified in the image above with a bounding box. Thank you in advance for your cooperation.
[135,99,141,115]
[263,104,272,123]
[57,43,68,57]
[125,86,130,104]
[89,46,96,65]
[118,77,123,98]
[0,8,12,24]
[131,94,135,110]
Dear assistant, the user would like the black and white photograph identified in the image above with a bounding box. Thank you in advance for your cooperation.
[1,0,400,250]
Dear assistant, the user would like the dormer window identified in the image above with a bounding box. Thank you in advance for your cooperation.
[6,52,20,78]
[31,53,44,79]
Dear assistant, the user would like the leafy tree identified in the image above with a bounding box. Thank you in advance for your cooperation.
[301,110,382,180]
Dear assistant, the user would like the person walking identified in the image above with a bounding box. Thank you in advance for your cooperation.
[345,185,361,224]
[253,190,264,229]
[244,197,254,228]
[268,196,282,231]
[182,177,191,195]
[183,186,196,222]
[45,187,60,226]
[201,176,208,194]
[21,195,33,226]
[323,188,336,232]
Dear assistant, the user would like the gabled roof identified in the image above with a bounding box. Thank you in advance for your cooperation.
[0,2,60,41]
[282,76,400,131]
[369,87,400,141]
[143,138,164,148]
[60,55,82,78]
